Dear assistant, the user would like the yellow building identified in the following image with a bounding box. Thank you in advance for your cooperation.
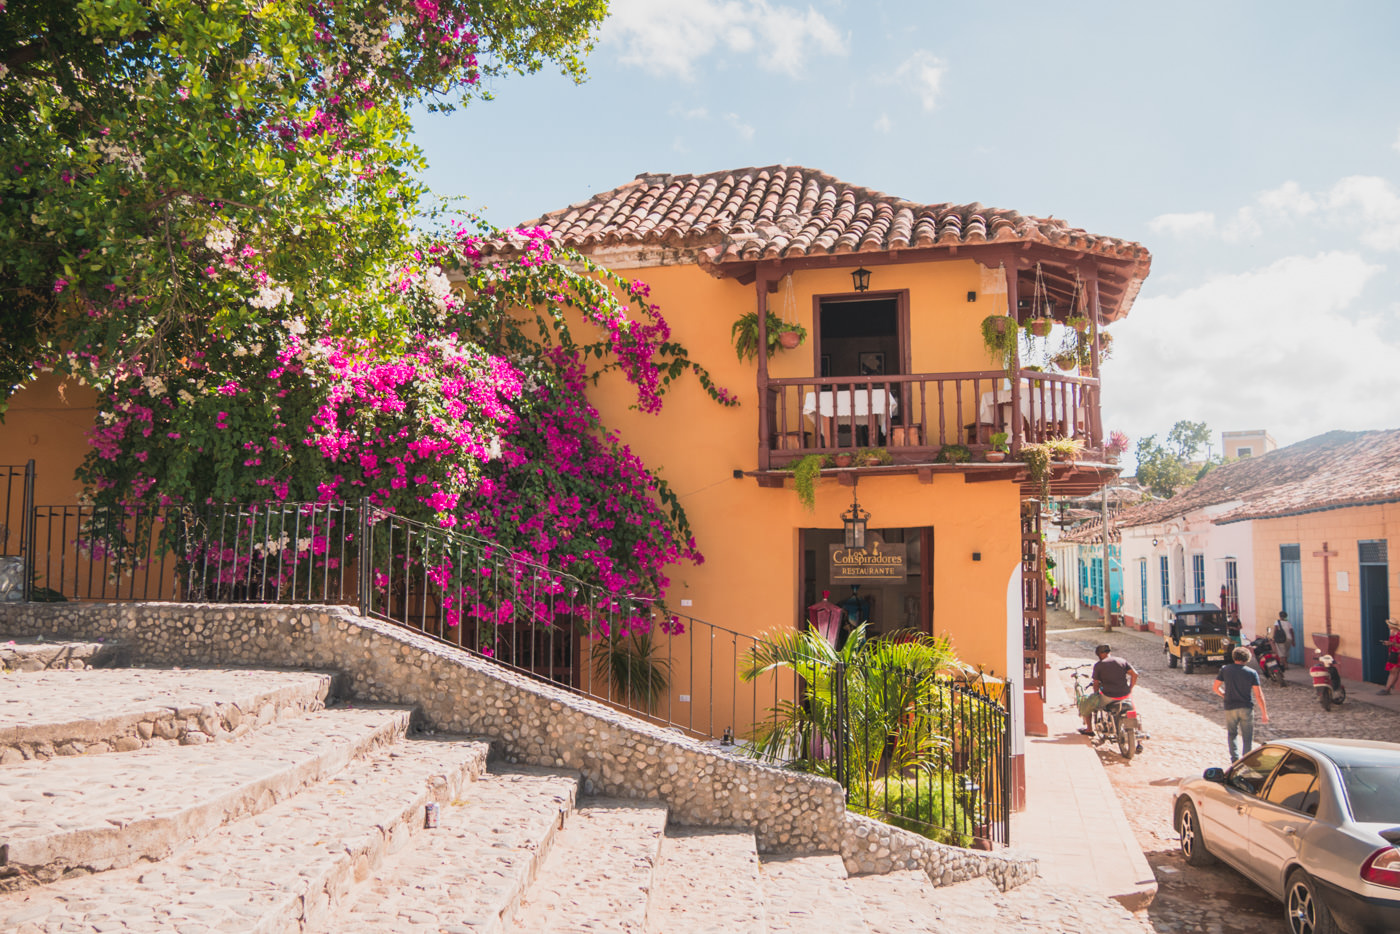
[524,165,1152,786]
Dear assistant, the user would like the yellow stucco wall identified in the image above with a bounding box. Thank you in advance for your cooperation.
[583,259,1022,676]
[1251,503,1400,682]
[0,373,96,507]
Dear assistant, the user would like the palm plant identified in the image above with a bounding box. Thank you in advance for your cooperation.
[591,631,670,712]
[738,624,966,788]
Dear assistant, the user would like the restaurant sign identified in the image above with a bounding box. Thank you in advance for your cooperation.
[829,534,907,583]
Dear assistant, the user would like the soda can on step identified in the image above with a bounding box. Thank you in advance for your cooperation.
[425,802,439,828]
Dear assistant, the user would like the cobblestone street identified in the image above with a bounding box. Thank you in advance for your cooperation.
[1046,611,1400,933]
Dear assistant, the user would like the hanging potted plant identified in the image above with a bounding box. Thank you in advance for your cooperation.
[731,310,807,361]
[789,453,827,511]
[981,314,1017,377]
[1066,315,1090,334]
[1051,350,1078,372]
[1018,441,1053,497]
[1026,317,1053,338]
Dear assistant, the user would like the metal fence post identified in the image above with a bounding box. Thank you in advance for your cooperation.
[356,497,370,618]
[21,460,35,603]
[832,660,848,793]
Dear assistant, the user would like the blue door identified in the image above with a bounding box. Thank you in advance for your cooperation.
[1360,541,1390,684]
[1281,546,1304,667]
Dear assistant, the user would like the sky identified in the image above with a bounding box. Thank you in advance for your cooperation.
[412,0,1400,465]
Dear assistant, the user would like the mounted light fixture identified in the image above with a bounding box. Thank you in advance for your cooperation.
[851,267,872,292]
[842,488,870,549]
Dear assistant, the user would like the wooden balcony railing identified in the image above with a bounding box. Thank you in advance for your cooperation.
[761,369,1101,468]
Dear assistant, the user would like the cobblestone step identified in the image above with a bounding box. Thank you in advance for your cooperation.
[0,667,339,763]
[0,638,128,672]
[644,826,766,934]
[0,703,414,887]
[0,732,492,932]
[849,869,992,934]
[760,853,868,934]
[316,764,580,933]
[511,798,669,933]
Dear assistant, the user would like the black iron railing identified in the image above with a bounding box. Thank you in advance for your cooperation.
[0,461,35,602]
[3,476,1013,846]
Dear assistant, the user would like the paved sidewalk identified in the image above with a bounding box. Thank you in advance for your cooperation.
[1011,655,1158,912]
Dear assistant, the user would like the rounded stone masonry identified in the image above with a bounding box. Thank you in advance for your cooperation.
[0,601,1038,890]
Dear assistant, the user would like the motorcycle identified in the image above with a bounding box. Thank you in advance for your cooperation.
[1248,636,1287,686]
[1064,664,1144,760]
[1309,654,1347,711]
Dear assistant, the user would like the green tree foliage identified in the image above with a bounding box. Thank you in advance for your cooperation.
[0,0,606,407]
[1134,419,1215,498]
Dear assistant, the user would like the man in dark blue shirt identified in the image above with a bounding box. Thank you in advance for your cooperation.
[1213,646,1270,761]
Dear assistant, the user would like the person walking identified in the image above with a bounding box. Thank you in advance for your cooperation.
[1214,646,1269,761]
[1271,610,1293,663]
[1380,618,1400,695]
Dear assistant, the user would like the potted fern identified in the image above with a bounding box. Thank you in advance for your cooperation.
[732,311,806,361]
[981,314,1017,377]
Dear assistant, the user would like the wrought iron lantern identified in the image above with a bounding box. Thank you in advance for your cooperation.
[851,266,872,292]
[842,489,870,549]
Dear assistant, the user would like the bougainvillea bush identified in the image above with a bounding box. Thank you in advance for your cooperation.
[5,2,733,638]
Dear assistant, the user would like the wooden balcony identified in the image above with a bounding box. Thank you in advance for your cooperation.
[760,369,1103,470]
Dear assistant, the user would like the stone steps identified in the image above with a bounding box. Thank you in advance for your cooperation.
[0,704,414,887]
[645,826,767,934]
[317,765,580,933]
[0,733,492,932]
[0,667,338,763]
[0,643,994,934]
[759,853,870,934]
[0,638,128,672]
[512,798,670,933]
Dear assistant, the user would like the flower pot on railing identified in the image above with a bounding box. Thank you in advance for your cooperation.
[833,452,854,468]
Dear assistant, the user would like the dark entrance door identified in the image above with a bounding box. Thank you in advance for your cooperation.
[1360,540,1390,684]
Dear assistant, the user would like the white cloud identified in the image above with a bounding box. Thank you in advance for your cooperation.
[724,112,756,141]
[1151,176,1400,252]
[602,0,847,80]
[891,50,947,112]
[874,113,893,134]
[1103,252,1393,451]
[1325,176,1400,252]
[1148,211,1217,238]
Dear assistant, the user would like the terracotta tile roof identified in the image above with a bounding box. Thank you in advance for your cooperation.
[1103,430,1400,530]
[525,166,1151,315]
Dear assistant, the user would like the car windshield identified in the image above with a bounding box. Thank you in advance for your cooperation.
[1339,765,1400,823]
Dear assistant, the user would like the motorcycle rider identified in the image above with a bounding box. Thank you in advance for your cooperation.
[1078,643,1138,736]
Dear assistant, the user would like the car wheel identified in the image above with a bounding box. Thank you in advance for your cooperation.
[1286,869,1338,934]
[1177,799,1215,866]
[1168,652,1179,669]
[1183,654,1195,674]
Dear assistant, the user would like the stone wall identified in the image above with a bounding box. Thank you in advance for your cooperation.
[0,601,1037,890]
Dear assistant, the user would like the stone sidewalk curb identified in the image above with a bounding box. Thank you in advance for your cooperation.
[1017,654,1158,912]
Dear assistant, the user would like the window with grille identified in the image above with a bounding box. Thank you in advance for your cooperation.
[1360,540,1388,565]
[1281,544,1300,561]
[1225,560,1238,614]
[1192,554,1206,603]
[1160,555,1170,605]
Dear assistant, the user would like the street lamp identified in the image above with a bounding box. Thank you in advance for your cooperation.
[843,489,870,549]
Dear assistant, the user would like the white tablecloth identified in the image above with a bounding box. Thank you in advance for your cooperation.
[802,389,898,432]
[979,388,1081,429]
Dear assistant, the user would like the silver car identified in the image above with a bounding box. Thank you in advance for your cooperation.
[1174,739,1400,934]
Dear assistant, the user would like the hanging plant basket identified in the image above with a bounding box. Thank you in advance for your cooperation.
[1052,352,1078,372]
[1067,316,1090,334]
[1028,318,1053,338]
[778,330,802,349]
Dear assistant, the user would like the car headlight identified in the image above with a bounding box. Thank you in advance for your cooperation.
[1361,847,1400,889]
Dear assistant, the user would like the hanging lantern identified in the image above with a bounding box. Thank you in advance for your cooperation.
[851,267,872,292]
[842,490,870,549]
